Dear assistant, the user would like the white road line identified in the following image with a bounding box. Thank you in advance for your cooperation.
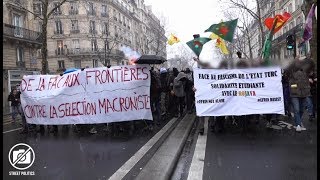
[3,128,22,134]
[109,118,178,180]
[187,117,208,180]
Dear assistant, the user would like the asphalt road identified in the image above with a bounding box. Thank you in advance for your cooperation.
[3,119,170,180]
[179,114,317,180]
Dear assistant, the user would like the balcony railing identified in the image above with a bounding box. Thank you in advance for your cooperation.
[101,13,108,17]
[54,30,64,35]
[66,48,124,57]
[3,23,42,44]
[16,61,26,68]
[87,10,96,16]
[55,48,65,56]
[70,29,80,34]
[89,29,97,34]
[69,9,79,15]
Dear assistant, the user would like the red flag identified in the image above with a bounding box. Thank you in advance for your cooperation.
[264,12,291,34]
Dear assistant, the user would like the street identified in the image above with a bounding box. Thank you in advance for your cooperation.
[3,113,317,180]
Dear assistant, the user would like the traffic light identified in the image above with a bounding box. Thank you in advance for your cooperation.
[286,34,295,50]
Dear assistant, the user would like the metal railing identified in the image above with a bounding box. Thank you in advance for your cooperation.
[55,49,65,56]
[66,48,124,57]
[3,23,42,44]
[101,13,108,17]
[16,61,25,68]
[70,29,80,34]
[69,9,79,15]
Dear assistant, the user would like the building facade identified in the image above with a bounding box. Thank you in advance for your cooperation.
[271,0,308,60]
[242,0,308,62]
[32,0,166,73]
[3,0,42,113]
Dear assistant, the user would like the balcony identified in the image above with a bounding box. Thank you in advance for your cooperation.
[70,29,80,34]
[69,9,79,15]
[66,48,124,57]
[53,10,62,15]
[101,13,108,17]
[54,30,64,35]
[89,29,97,34]
[3,23,42,44]
[16,61,26,68]
[114,17,117,21]
[87,10,96,16]
[55,48,65,56]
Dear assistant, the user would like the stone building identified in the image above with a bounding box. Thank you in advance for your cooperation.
[31,0,167,73]
[3,0,42,113]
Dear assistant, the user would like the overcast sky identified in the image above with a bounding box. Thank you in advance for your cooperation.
[144,0,227,66]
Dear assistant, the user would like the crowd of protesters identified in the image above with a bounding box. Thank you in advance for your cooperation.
[8,53,317,135]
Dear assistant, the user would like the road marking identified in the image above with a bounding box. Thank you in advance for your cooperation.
[109,117,178,180]
[187,117,208,180]
[3,128,22,134]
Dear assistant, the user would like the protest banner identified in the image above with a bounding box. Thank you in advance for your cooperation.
[193,67,285,116]
[20,65,152,124]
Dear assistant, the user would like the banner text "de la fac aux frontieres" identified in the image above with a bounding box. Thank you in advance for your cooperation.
[20,65,153,125]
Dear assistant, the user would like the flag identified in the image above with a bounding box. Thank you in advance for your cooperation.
[302,4,316,42]
[205,19,238,42]
[186,37,211,57]
[210,33,229,54]
[167,34,180,45]
[264,12,291,34]
[262,17,279,66]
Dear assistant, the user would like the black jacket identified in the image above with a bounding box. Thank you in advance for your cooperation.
[8,92,21,106]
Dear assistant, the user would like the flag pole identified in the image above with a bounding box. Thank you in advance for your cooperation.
[262,17,278,66]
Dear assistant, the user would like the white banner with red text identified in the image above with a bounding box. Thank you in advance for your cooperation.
[20,65,152,124]
[193,67,285,116]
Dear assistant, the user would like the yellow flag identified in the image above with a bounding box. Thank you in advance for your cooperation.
[167,34,180,45]
[209,33,220,40]
[216,37,229,55]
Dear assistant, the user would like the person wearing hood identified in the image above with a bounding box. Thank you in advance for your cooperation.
[160,68,169,117]
[167,68,179,117]
[288,58,314,132]
[173,72,187,117]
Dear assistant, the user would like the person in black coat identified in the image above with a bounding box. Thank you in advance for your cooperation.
[8,89,22,124]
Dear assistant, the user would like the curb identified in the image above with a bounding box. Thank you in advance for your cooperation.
[135,113,196,180]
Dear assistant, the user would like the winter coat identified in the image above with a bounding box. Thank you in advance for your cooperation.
[289,69,311,98]
[150,72,161,101]
[8,92,21,106]
[173,72,187,97]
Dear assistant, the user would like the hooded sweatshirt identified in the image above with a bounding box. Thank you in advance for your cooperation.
[173,72,187,97]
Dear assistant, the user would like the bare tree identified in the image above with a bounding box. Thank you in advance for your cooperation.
[16,0,70,74]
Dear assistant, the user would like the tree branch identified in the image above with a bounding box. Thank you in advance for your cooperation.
[47,0,69,18]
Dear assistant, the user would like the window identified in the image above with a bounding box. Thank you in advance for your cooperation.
[72,39,79,48]
[38,21,43,32]
[33,3,43,15]
[70,2,78,14]
[74,61,81,68]
[12,14,23,37]
[102,22,108,34]
[91,39,97,51]
[121,61,124,65]
[16,47,24,62]
[288,3,292,13]
[57,40,63,55]
[93,59,99,67]
[53,2,62,15]
[58,60,65,69]
[102,5,107,16]
[71,20,78,32]
[87,2,95,15]
[90,20,96,34]
[55,20,63,34]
